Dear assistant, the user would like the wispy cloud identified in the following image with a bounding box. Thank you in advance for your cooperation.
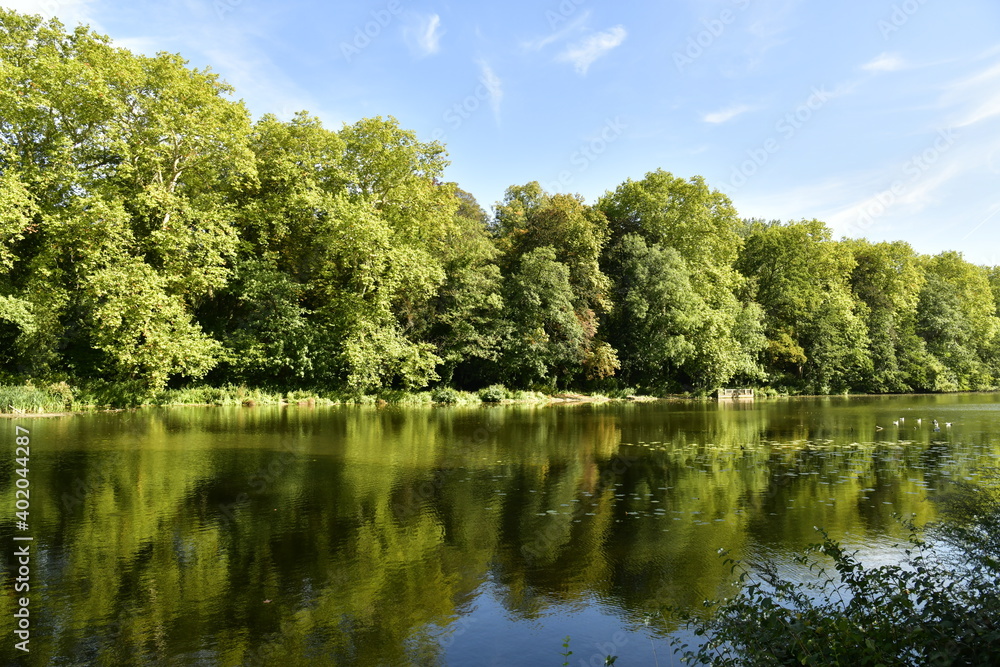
[862,53,906,72]
[943,59,1000,127]
[478,60,503,124]
[703,104,755,124]
[824,163,963,235]
[406,13,444,56]
[556,25,627,75]
[956,91,1000,128]
[521,10,591,52]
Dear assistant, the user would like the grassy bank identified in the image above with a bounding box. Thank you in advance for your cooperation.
[0,381,600,414]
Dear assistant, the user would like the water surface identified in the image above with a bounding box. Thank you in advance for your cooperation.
[1,394,998,665]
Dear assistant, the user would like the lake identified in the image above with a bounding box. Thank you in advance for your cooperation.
[2,393,998,665]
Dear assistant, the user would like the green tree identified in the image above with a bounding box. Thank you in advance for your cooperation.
[599,171,763,389]
[0,10,253,388]
[501,247,587,388]
[210,113,453,392]
[495,183,616,382]
[844,239,925,392]
[737,220,868,391]
[916,252,999,391]
[604,234,700,389]
[414,187,504,388]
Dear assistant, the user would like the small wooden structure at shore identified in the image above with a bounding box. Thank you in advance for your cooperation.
[716,388,754,400]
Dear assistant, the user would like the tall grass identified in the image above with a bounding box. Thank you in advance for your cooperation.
[0,384,69,413]
[0,381,623,412]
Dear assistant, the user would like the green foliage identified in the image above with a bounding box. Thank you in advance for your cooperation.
[2,8,1000,398]
[0,9,252,387]
[671,480,1000,666]
[605,233,700,389]
[415,187,504,388]
[478,384,509,403]
[501,246,587,388]
[560,635,573,666]
[495,183,615,382]
[431,386,462,404]
[73,379,155,408]
[915,252,1000,391]
[0,383,67,412]
[153,384,292,406]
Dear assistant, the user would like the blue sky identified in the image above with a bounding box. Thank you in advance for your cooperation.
[6,0,1000,263]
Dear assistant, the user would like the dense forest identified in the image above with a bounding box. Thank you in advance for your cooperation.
[2,9,1000,399]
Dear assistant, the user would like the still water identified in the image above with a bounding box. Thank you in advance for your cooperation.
[1,394,998,665]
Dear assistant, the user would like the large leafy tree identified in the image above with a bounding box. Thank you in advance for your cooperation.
[412,187,504,388]
[844,239,925,392]
[0,10,253,388]
[604,234,700,388]
[500,247,588,388]
[206,113,456,392]
[599,171,764,389]
[737,220,869,391]
[494,183,617,383]
[915,252,1000,391]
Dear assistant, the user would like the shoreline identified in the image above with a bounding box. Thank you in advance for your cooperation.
[2,381,996,417]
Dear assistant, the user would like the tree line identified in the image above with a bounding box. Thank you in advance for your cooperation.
[2,9,999,397]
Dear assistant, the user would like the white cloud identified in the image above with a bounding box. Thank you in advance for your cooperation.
[411,13,443,56]
[862,53,906,72]
[556,25,627,75]
[955,91,1000,128]
[520,10,591,52]
[703,104,755,124]
[478,60,503,124]
[942,60,1000,127]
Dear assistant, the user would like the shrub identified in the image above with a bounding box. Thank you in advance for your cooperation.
[669,476,1000,666]
[479,384,508,403]
[431,387,462,404]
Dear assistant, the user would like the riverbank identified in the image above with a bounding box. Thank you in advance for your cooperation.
[0,381,671,414]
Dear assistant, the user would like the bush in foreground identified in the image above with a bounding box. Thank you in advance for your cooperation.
[669,473,1000,665]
